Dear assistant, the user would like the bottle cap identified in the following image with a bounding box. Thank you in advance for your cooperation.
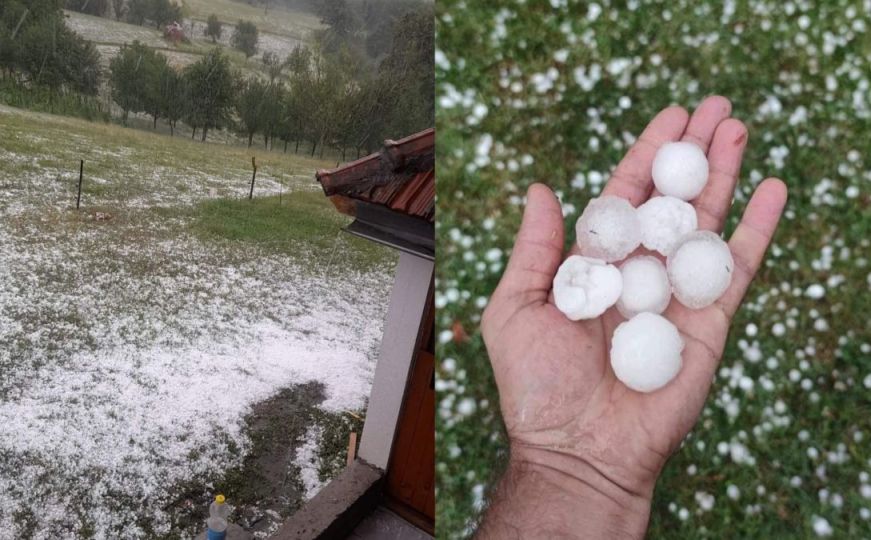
[215,494,225,505]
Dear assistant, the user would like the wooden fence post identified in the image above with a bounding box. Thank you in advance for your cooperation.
[248,156,257,200]
[76,159,83,210]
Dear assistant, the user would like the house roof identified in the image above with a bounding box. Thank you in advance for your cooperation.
[316,128,435,223]
[315,129,435,259]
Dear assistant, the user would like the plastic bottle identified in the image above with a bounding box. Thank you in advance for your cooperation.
[206,494,230,540]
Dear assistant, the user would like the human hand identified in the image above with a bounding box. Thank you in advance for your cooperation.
[478,96,788,538]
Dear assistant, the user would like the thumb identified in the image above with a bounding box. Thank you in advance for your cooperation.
[494,183,565,306]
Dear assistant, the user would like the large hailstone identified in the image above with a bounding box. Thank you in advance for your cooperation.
[637,196,698,255]
[552,255,622,320]
[575,196,641,262]
[651,142,709,201]
[616,256,671,318]
[610,312,684,392]
[667,230,734,309]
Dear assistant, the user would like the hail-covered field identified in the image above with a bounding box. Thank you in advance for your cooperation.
[65,9,308,77]
[436,1,871,538]
[0,106,395,538]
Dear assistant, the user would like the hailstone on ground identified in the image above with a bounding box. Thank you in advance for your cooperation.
[637,196,698,255]
[610,312,684,392]
[616,256,671,318]
[575,196,641,262]
[651,142,709,201]
[667,230,734,309]
[552,255,622,320]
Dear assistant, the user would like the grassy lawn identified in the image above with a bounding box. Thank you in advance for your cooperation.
[0,105,396,537]
[192,193,389,272]
[436,1,871,538]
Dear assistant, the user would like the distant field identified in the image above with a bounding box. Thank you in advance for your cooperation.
[0,104,396,538]
[65,8,309,79]
[182,0,323,41]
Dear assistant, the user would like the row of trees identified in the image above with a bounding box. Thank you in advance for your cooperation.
[3,0,432,159]
[110,44,233,140]
[1,0,101,95]
[106,2,433,157]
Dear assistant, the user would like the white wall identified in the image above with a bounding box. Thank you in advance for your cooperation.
[357,252,433,470]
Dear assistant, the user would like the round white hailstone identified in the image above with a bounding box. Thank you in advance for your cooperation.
[616,256,671,318]
[667,231,734,309]
[636,196,698,255]
[610,312,684,392]
[552,255,622,320]
[652,141,710,200]
[575,196,641,262]
[811,515,833,537]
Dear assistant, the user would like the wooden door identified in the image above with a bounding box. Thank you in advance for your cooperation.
[384,296,434,533]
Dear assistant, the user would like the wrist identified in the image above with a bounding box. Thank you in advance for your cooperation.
[479,444,653,539]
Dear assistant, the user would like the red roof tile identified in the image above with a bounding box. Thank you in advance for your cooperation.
[316,129,434,222]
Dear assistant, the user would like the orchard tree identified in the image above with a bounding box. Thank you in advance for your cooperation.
[284,45,311,77]
[109,42,147,123]
[231,21,259,59]
[262,51,283,82]
[109,41,164,125]
[205,14,222,42]
[183,49,236,141]
[140,51,170,128]
[235,78,268,147]
[158,64,185,135]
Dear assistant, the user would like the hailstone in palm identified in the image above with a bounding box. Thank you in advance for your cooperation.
[667,230,734,309]
[552,255,622,320]
[610,312,684,392]
[575,196,641,262]
[651,142,709,201]
[616,256,671,318]
[637,196,698,255]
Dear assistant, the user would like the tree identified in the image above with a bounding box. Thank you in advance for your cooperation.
[127,0,180,28]
[158,64,185,135]
[183,49,236,141]
[261,82,285,149]
[140,50,170,128]
[150,0,181,29]
[1,0,101,94]
[205,14,222,42]
[284,45,311,77]
[109,42,147,124]
[231,20,259,59]
[127,0,149,25]
[235,78,268,147]
[109,41,164,125]
[371,8,434,140]
[262,51,283,82]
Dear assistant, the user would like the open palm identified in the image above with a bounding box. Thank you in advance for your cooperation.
[481,96,788,501]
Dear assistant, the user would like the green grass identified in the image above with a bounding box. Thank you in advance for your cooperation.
[0,78,111,122]
[436,1,871,538]
[191,193,392,272]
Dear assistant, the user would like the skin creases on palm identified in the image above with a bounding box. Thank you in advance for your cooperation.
[481,96,788,494]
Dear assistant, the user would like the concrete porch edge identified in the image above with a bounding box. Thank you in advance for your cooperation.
[271,459,384,540]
